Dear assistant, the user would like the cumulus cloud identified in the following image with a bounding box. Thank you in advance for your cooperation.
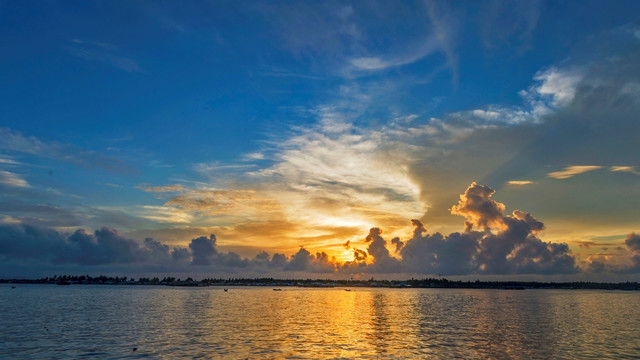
[1,184,632,277]
[625,233,640,252]
[450,182,505,232]
[400,183,576,275]
[584,233,640,274]
[342,183,577,276]
[0,223,335,275]
[0,225,149,266]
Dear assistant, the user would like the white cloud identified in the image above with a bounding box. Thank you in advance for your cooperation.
[450,65,585,126]
[0,155,20,165]
[242,152,265,161]
[533,67,584,107]
[251,110,425,230]
[548,166,603,180]
[348,35,440,72]
[67,39,143,73]
[610,166,640,175]
[0,170,30,188]
[138,205,194,224]
[506,180,534,186]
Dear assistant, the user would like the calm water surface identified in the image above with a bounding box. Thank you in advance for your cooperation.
[1,285,639,359]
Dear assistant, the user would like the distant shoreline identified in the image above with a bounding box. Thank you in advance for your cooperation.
[2,276,639,290]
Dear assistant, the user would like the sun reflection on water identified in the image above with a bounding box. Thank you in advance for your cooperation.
[1,285,639,359]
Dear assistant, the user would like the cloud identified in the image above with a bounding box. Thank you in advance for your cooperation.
[625,233,640,252]
[189,235,218,266]
[0,225,147,265]
[361,227,401,272]
[348,35,440,71]
[451,66,584,127]
[506,180,533,186]
[450,182,505,232]
[0,155,20,166]
[530,67,584,108]
[547,166,603,179]
[400,183,576,275]
[424,0,459,84]
[242,152,265,161]
[67,39,143,73]
[163,189,278,214]
[251,103,428,231]
[0,170,30,188]
[138,205,194,224]
[142,184,185,193]
[610,166,640,175]
[584,233,640,274]
[137,184,281,228]
[284,247,335,273]
[0,128,130,173]
[478,0,541,52]
[0,183,585,277]
[263,2,359,58]
[0,223,334,275]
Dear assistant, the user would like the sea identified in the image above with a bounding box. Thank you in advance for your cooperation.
[1,284,639,359]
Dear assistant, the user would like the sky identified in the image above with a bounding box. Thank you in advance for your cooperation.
[1,0,640,281]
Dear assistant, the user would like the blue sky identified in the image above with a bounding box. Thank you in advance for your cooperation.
[1,1,640,279]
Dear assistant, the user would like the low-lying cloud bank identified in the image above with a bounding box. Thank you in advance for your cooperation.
[1,183,638,278]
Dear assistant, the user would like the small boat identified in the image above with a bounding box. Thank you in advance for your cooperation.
[223,288,228,292]
[273,288,282,291]
[11,286,16,289]
[344,289,352,291]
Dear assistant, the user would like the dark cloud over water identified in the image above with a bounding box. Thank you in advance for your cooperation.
[2,183,638,278]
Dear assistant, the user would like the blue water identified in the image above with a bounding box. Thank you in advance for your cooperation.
[1,285,639,359]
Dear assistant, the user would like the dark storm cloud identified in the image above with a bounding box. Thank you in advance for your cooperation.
[285,248,335,273]
[0,184,630,277]
[362,228,401,273]
[355,183,577,275]
[0,225,147,265]
[625,233,640,252]
[189,235,218,265]
[401,223,481,275]
[0,223,335,275]
[621,233,640,273]
[390,237,404,253]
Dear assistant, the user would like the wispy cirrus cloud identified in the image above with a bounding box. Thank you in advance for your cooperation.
[0,170,30,188]
[138,184,280,228]
[506,180,534,186]
[67,39,143,73]
[547,166,603,180]
[0,127,130,173]
[610,166,640,175]
[141,184,185,193]
[348,35,440,71]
